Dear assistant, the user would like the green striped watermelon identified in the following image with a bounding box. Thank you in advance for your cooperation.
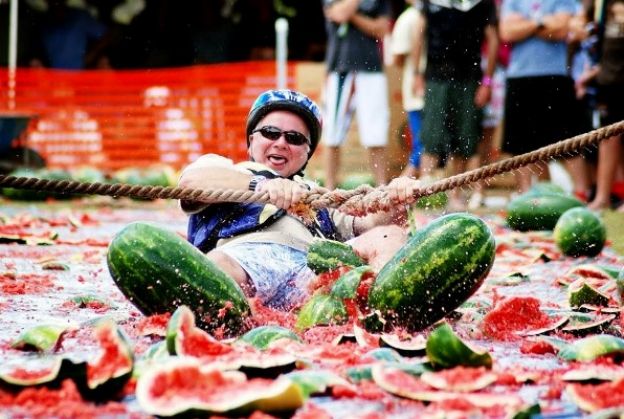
[554,207,606,257]
[506,193,584,231]
[307,239,366,274]
[106,222,251,335]
[367,213,495,331]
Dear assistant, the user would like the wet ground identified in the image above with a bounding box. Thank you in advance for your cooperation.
[0,197,623,417]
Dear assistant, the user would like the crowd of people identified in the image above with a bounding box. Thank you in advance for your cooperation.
[385,0,624,211]
[0,0,622,211]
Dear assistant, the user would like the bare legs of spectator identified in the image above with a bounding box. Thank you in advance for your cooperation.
[418,152,439,179]
[401,164,419,178]
[564,155,592,202]
[514,161,550,193]
[447,155,469,211]
[419,152,468,211]
[588,135,623,210]
[368,146,388,186]
[468,125,496,209]
[324,146,341,190]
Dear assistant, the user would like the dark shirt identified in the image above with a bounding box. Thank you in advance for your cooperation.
[421,0,497,81]
[40,7,106,69]
[597,0,624,86]
[324,0,390,72]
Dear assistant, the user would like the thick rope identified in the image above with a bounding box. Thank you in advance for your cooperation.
[0,120,623,215]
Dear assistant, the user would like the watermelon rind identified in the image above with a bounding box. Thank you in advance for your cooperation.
[568,280,610,308]
[237,325,301,350]
[165,305,231,357]
[81,318,134,398]
[425,323,493,369]
[330,265,373,299]
[285,370,350,398]
[558,334,624,362]
[135,358,304,416]
[11,324,69,352]
[295,293,348,331]
[0,356,67,387]
[419,367,498,392]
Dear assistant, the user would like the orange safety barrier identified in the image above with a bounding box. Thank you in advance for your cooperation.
[0,62,296,171]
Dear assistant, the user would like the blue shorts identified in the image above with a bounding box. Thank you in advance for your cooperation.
[218,242,315,311]
[407,110,423,168]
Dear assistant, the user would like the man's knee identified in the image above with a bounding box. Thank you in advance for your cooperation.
[350,225,407,270]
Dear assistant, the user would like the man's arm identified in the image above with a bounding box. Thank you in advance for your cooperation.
[500,11,572,43]
[411,11,427,97]
[475,24,499,108]
[499,12,540,42]
[535,12,573,41]
[350,14,391,39]
[178,155,310,212]
[324,0,360,23]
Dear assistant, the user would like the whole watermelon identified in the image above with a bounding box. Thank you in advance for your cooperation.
[367,213,495,331]
[506,193,584,231]
[554,207,606,257]
[107,222,251,335]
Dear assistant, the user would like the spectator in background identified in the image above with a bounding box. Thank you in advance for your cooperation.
[468,0,509,209]
[584,0,624,210]
[391,0,425,179]
[413,0,498,211]
[321,0,392,190]
[499,0,580,193]
[31,0,110,69]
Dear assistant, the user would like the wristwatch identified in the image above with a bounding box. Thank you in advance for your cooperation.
[535,18,545,32]
[248,175,267,191]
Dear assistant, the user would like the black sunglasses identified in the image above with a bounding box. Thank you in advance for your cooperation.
[252,126,310,146]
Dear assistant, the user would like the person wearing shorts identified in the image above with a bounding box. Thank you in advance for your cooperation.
[321,0,391,189]
[391,0,426,178]
[413,0,498,210]
[500,0,579,193]
[177,89,422,311]
[586,0,624,210]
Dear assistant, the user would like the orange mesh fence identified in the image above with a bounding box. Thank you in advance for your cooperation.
[0,62,295,171]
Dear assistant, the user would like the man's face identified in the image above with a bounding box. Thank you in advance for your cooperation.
[248,110,311,177]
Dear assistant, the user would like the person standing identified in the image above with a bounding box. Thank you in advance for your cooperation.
[412,0,499,211]
[178,89,421,310]
[391,0,426,179]
[321,0,392,189]
[31,0,109,69]
[585,0,624,210]
[499,0,579,193]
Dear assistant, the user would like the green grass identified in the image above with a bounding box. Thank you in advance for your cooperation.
[603,210,624,256]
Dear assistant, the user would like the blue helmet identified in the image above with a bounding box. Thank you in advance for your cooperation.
[246,89,322,156]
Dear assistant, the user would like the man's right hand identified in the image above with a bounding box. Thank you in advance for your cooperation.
[257,178,310,211]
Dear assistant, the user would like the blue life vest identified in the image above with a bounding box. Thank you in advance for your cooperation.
[187,167,340,253]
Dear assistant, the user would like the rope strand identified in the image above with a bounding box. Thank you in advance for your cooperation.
[1,120,622,215]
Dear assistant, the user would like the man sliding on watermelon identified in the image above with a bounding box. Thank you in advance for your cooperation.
[178,89,421,311]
